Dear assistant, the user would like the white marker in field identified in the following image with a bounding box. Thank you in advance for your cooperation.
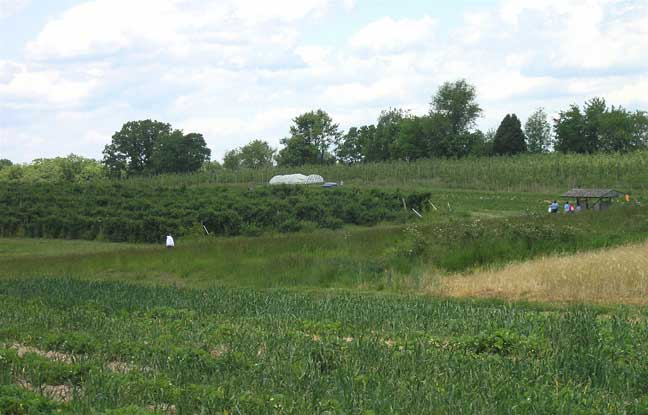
[166,235,175,248]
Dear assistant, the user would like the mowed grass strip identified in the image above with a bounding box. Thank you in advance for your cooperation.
[438,241,648,304]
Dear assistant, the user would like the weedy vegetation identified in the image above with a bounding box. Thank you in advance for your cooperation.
[2,152,648,413]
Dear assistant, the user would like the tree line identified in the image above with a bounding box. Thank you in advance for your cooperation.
[223,80,648,169]
[1,79,647,178]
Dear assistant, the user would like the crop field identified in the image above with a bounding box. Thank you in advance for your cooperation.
[2,177,648,413]
[2,278,648,414]
[131,151,648,194]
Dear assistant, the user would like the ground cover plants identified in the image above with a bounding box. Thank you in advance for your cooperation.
[1,204,646,291]
[0,183,431,242]
[2,158,648,413]
[2,278,648,414]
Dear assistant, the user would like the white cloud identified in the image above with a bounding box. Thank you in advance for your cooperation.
[0,0,29,18]
[3,0,648,163]
[0,64,97,106]
[350,16,435,53]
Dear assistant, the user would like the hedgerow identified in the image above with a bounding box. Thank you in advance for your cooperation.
[0,182,429,242]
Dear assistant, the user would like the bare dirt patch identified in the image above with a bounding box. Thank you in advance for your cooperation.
[18,379,74,403]
[11,343,74,364]
[210,344,229,358]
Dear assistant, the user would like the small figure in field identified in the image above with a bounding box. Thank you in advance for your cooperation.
[563,201,571,214]
[549,200,559,213]
[575,202,582,212]
[569,203,575,213]
[166,234,175,249]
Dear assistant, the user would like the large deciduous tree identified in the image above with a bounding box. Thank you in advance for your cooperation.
[430,79,482,138]
[277,110,340,166]
[223,140,275,169]
[554,105,587,153]
[493,114,527,155]
[103,120,172,176]
[102,120,210,176]
[524,108,552,153]
[151,132,211,174]
[364,109,407,162]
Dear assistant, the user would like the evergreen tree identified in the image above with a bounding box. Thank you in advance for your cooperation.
[493,114,527,155]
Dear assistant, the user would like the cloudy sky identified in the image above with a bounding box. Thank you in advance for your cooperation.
[1,0,647,163]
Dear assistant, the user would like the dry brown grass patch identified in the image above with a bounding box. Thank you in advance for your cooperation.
[437,241,648,305]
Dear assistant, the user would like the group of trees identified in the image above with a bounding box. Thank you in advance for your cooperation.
[554,98,648,153]
[222,80,648,169]
[3,79,648,178]
[102,120,211,177]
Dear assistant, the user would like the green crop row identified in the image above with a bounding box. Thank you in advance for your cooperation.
[1,278,648,414]
[0,182,430,243]
[126,151,648,194]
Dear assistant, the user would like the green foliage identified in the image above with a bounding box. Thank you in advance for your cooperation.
[277,110,340,166]
[365,108,408,162]
[524,107,552,153]
[430,79,482,137]
[223,140,275,170]
[0,182,428,242]
[102,120,210,177]
[0,385,64,415]
[555,98,648,154]
[493,114,527,155]
[103,120,172,176]
[1,278,647,414]
[0,155,104,183]
[150,131,211,174]
[0,159,13,170]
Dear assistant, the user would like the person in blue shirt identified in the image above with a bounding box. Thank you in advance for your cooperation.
[550,201,559,213]
[564,201,571,213]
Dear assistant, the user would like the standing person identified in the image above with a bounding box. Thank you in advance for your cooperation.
[550,200,559,213]
[166,234,175,249]
[563,201,571,214]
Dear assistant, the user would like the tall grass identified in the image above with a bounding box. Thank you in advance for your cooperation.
[438,240,648,305]
[2,204,648,290]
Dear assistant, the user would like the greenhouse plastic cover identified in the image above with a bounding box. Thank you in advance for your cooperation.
[269,174,324,185]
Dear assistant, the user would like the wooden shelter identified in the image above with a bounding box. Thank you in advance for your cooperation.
[561,188,624,211]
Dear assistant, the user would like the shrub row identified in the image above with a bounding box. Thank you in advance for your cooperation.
[0,183,429,242]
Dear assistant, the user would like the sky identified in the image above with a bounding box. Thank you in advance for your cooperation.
[1,0,648,163]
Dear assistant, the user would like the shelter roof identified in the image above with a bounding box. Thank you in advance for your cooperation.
[562,189,624,198]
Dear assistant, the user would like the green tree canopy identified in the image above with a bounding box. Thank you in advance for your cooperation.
[363,109,408,162]
[223,140,275,169]
[102,120,210,176]
[554,105,587,153]
[493,114,527,155]
[430,79,482,137]
[277,110,340,166]
[335,125,377,164]
[151,131,211,174]
[275,135,319,167]
[524,108,552,153]
[0,159,12,170]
